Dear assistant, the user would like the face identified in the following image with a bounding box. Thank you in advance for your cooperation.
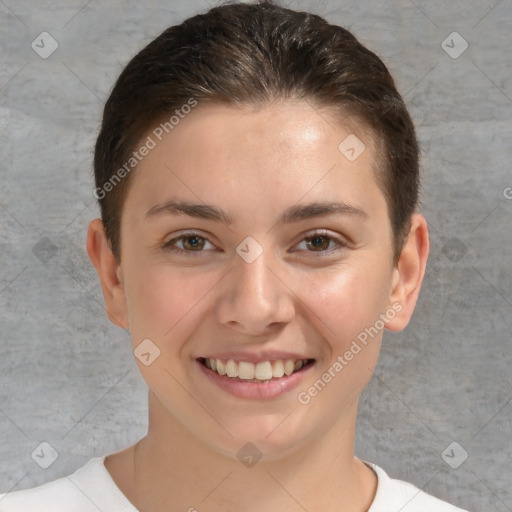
[109,101,410,460]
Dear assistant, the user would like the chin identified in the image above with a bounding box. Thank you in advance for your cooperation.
[204,416,312,463]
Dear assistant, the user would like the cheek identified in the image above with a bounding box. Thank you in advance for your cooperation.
[123,264,223,400]
[292,265,389,414]
[123,262,216,351]
[303,265,389,335]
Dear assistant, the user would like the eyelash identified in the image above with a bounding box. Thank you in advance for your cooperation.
[162,230,349,258]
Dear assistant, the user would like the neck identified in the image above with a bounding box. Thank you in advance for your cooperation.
[126,391,377,512]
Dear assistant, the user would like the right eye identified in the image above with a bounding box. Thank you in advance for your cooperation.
[162,232,218,255]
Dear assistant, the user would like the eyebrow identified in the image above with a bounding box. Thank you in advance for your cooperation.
[145,199,368,225]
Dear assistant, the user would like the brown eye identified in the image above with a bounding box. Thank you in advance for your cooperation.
[181,235,205,251]
[293,230,348,258]
[163,232,216,255]
[305,235,331,251]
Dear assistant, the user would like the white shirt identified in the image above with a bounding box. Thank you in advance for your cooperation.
[0,455,469,511]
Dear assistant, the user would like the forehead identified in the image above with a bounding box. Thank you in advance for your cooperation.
[123,100,386,223]
[159,100,372,161]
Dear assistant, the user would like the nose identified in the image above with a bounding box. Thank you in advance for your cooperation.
[214,246,295,336]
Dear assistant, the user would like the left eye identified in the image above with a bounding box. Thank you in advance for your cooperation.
[292,230,348,257]
[296,234,342,252]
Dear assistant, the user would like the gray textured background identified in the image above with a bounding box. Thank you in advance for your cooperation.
[1,1,511,510]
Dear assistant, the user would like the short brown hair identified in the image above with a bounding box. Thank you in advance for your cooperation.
[93,0,419,263]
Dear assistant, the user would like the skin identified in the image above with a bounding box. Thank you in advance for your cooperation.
[86,100,429,512]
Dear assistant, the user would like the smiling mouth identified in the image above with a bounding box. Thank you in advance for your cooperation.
[198,357,315,383]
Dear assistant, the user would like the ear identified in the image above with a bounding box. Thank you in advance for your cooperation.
[86,218,129,330]
[385,213,429,332]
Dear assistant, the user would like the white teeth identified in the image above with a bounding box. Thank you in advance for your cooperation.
[216,359,226,376]
[272,360,284,378]
[238,361,255,380]
[255,361,273,380]
[204,358,310,380]
[284,360,295,376]
[226,359,238,378]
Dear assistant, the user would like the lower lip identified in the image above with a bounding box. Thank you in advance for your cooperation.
[196,359,314,400]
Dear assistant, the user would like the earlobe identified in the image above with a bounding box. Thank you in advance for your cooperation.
[385,213,430,332]
[86,218,130,329]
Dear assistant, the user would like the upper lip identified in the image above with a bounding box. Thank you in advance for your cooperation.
[197,351,314,364]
